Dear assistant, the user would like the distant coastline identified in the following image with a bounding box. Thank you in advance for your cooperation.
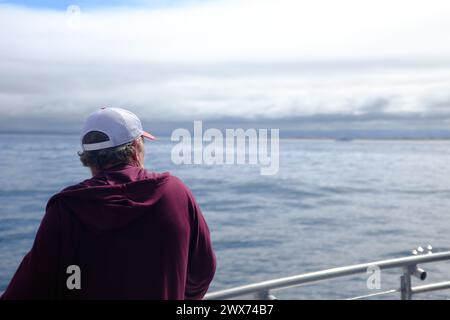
[1,130,450,141]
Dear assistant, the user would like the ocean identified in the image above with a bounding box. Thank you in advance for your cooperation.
[1,133,450,299]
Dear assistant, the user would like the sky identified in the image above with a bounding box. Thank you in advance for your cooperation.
[1,0,450,136]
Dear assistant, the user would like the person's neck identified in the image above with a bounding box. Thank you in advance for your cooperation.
[90,162,142,177]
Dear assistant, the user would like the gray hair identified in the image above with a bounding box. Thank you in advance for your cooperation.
[78,131,138,170]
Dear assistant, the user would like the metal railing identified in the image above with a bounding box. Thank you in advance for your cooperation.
[205,249,450,300]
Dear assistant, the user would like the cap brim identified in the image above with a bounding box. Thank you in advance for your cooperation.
[142,131,156,140]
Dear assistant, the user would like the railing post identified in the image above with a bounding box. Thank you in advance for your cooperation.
[400,266,413,300]
[255,291,277,300]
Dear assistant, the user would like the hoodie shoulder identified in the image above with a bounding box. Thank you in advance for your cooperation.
[164,174,191,193]
[163,175,201,209]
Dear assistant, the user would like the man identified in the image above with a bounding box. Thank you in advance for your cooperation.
[1,107,216,300]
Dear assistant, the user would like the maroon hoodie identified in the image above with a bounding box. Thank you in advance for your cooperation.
[0,165,216,300]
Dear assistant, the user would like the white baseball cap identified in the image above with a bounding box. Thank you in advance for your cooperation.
[81,107,155,151]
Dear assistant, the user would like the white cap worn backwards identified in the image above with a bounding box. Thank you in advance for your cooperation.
[81,107,155,151]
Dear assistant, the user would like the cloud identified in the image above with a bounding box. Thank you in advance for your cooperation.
[0,0,450,130]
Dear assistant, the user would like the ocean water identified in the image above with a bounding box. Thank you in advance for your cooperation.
[1,133,450,299]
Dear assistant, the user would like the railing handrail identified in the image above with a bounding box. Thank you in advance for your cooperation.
[205,251,450,300]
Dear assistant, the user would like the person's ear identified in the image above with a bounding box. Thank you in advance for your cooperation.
[135,137,144,153]
[131,138,145,167]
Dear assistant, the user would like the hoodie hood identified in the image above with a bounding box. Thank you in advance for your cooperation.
[48,165,171,231]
